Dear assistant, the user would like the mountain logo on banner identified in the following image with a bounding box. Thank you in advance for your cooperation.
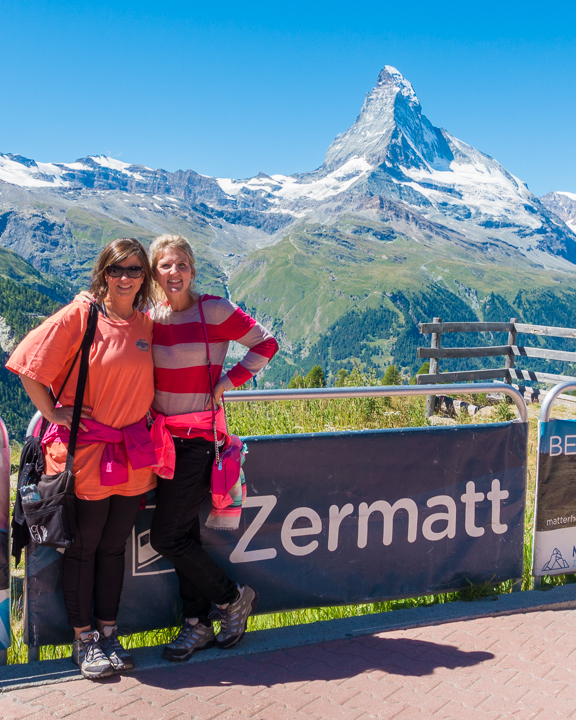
[130,499,176,576]
[542,547,570,572]
[136,529,162,570]
[131,526,175,576]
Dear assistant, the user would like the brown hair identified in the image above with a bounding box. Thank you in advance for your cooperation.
[90,238,155,310]
[149,234,199,304]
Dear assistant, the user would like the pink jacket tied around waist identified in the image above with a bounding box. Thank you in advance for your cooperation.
[149,406,229,480]
[42,417,158,486]
[150,407,246,531]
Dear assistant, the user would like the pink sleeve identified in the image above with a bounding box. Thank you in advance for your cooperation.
[218,303,279,390]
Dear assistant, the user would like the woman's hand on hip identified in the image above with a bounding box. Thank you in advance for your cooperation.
[213,381,225,404]
[47,406,92,432]
[19,374,92,432]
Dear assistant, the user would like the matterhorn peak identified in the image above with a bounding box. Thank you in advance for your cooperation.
[322,65,452,174]
[376,66,418,104]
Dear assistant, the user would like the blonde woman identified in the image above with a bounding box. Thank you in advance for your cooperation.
[7,238,156,679]
[148,234,278,662]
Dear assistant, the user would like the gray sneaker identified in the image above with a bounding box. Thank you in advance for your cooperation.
[99,625,134,672]
[214,584,258,649]
[71,630,114,679]
[162,620,216,662]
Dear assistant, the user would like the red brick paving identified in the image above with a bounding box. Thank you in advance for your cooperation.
[3,607,576,719]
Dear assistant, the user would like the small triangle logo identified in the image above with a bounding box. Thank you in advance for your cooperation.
[542,548,570,572]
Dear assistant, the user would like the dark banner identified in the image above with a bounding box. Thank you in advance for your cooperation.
[26,421,527,647]
[0,418,10,650]
[534,420,576,576]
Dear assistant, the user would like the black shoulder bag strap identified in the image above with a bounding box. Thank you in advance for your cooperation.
[65,302,98,471]
[198,296,229,467]
[39,302,102,441]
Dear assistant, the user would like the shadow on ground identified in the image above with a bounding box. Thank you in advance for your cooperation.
[99,636,494,690]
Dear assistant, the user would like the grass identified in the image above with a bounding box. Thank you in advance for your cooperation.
[5,377,576,664]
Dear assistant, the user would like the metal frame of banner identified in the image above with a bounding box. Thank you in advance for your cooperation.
[0,416,10,666]
[26,382,528,438]
[21,382,527,663]
[221,383,528,421]
[533,381,576,588]
[539,381,576,424]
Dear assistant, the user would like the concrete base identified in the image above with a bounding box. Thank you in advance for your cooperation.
[2,582,576,692]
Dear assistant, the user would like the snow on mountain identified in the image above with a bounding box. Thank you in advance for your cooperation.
[216,157,374,207]
[398,133,538,233]
[0,153,153,188]
[90,155,133,172]
[0,154,69,188]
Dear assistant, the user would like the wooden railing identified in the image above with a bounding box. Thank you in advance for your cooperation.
[416,317,576,416]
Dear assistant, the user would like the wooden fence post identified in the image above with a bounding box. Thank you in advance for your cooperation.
[505,318,518,386]
[425,317,442,418]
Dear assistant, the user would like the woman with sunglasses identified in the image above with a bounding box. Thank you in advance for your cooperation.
[148,234,278,662]
[7,238,156,679]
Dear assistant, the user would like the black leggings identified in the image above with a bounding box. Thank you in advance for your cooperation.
[62,494,142,628]
[150,437,237,623]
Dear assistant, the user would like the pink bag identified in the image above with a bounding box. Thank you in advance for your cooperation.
[211,434,244,507]
[198,297,244,501]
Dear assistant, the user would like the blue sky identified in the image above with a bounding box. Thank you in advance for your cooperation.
[1,0,574,196]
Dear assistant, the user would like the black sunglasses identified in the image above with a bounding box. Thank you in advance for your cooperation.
[106,264,144,279]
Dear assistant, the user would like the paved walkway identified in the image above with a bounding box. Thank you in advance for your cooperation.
[2,603,576,719]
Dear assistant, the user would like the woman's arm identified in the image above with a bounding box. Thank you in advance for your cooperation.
[20,375,90,431]
[217,300,279,395]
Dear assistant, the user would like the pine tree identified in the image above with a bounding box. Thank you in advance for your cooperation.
[382,364,402,386]
[410,361,430,385]
[288,372,305,389]
[305,365,325,388]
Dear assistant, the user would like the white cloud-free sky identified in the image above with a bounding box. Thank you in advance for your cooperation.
[0,0,574,196]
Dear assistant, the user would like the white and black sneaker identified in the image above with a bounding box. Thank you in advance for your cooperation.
[99,625,134,672]
[214,584,258,649]
[162,619,216,662]
[71,630,114,679]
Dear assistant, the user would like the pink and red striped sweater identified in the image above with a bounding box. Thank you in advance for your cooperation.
[150,295,278,438]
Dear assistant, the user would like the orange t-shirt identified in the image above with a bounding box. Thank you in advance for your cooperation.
[6,301,156,501]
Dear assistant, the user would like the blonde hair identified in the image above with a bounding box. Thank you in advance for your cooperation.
[149,234,199,303]
[90,238,155,310]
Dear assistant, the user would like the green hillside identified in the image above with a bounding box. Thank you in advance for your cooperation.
[64,208,228,294]
[0,245,73,302]
[230,218,576,385]
[0,273,69,441]
[4,208,576,437]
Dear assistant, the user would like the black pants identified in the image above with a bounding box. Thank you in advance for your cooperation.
[150,437,237,622]
[62,494,142,628]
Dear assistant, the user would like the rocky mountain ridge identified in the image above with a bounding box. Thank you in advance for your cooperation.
[540,192,576,234]
[1,65,575,276]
